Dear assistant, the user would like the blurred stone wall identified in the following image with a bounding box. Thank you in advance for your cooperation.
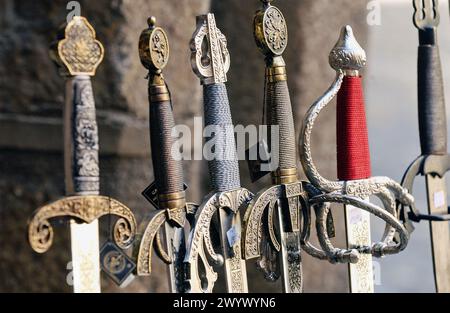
[0,0,368,292]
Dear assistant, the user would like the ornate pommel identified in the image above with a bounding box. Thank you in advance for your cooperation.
[329,26,366,75]
[254,0,287,58]
[51,16,104,77]
[139,16,170,75]
[413,0,440,30]
[190,13,230,85]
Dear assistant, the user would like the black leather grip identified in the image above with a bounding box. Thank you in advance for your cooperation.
[266,79,297,171]
[149,85,184,196]
[418,41,447,155]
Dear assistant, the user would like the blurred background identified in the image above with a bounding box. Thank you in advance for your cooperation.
[0,0,448,292]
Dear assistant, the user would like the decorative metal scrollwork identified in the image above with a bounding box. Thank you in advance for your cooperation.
[28,196,137,253]
[298,25,415,263]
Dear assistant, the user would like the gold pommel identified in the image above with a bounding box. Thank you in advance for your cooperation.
[139,16,170,76]
[50,16,104,77]
[254,2,288,58]
[329,25,366,76]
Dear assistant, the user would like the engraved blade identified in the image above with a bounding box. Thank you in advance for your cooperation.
[163,223,187,293]
[70,220,101,293]
[218,209,248,293]
[277,199,302,293]
[65,77,101,293]
[425,174,450,292]
[344,202,374,293]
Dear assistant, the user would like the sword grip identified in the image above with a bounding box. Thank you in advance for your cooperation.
[336,76,371,181]
[203,83,241,192]
[418,30,447,155]
[265,76,297,171]
[149,84,185,196]
[65,76,100,195]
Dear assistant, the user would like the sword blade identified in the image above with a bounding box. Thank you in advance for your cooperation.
[425,174,450,292]
[277,199,302,293]
[218,209,248,293]
[344,202,374,293]
[70,220,101,293]
[163,223,186,293]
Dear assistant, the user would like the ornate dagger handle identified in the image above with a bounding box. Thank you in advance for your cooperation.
[191,13,240,192]
[255,0,296,182]
[140,17,186,211]
[414,0,447,155]
[65,75,100,196]
[204,83,241,192]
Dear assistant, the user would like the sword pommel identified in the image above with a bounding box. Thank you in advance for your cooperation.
[254,1,288,58]
[413,0,440,31]
[139,16,170,86]
[329,26,366,76]
[50,16,104,77]
[190,13,230,85]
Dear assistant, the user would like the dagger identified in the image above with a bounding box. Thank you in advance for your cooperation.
[184,13,253,293]
[400,0,450,293]
[242,0,306,293]
[27,16,136,292]
[298,25,414,292]
[135,17,198,293]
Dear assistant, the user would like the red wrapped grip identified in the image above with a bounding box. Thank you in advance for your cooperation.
[336,76,371,181]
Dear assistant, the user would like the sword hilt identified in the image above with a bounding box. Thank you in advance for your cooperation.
[140,17,186,211]
[50,16,105,195]
[254,1,297,184]
[331,26,371,181]
[416,28,447,155]
[191,14,240,192]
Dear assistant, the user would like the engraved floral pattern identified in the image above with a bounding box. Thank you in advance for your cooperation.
[264,7,287,55]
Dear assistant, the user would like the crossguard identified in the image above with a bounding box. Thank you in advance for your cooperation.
[190,13,230,85]
[413,0,440,30]
[298,25,415,261]
[400,155,450,223]
[302,183,409,264]
[184,188,252,293]
[242,182,304,259]
[136,203,198,276]
[28,196,137,254]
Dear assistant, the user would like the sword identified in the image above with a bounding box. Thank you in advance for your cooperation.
[135,17,198,293]
[242,0,306,293]
[184,13,253,293]
[298,25,414,292]
[400,0,450,293]
[27,16,136,293]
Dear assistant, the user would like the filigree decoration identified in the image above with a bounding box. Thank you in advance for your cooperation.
[28,196,137,253]
[185,188,252,293]
[136,211,169,275]
[151,29,169,69]
[242,182,304,260]
[190,13,230,85]
[298,25,415,262]
[57,16,104,76]
[73,78,100,193]
[263,6,288,55]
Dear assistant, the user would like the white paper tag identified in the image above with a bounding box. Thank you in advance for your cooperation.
[434,190,445,209]
[227,225,240,248]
